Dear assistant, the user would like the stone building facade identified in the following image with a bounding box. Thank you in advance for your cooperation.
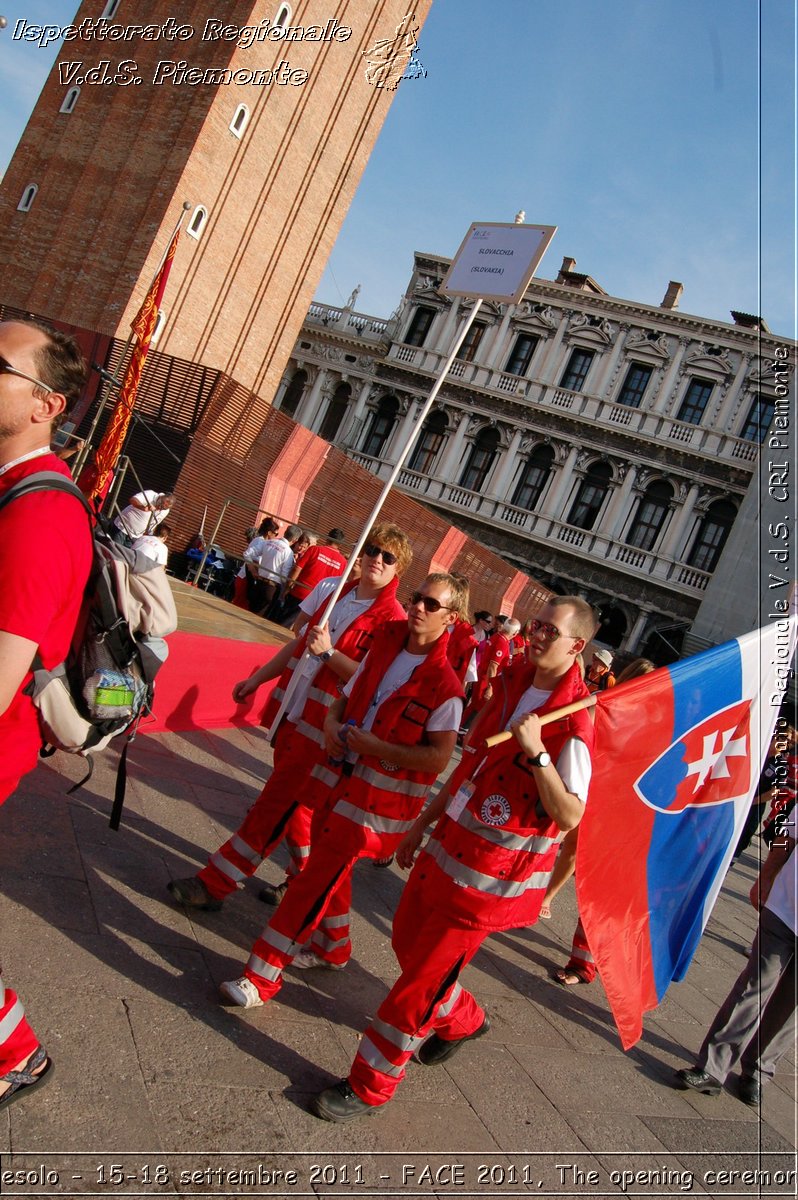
[274,252,790,662]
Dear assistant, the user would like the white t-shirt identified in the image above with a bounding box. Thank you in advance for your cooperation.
[131,533,168,566]
[343,649,463,734]
[506,683,592,804]
[236,534,268,580]
[764,812,796,934]
[257,537,294,583]
[115,490,170,538]
[285,585,375,724]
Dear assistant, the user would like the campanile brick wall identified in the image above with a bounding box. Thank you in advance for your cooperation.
[0,0,432,398]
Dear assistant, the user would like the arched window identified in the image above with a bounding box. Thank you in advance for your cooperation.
[408,409,448,474]
[229,104,249,138]
[187,205,208,240]
[567,461,612,530]
[459,427,500,492]
[361,395,399,458]
[512,444,554,510]
[626,481,673,551]
[17,184,38,212]
[59,87,80,114]
[280,369,307,418]
[101,0,121,17]
[274,3,292,27]
[686,500,736,573]
[318,383,351,442]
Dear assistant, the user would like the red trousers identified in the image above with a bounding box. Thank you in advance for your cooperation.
[231,575,250,610]
[243,808,401,998]
[348,865,487,1107]
[198,727,318,901]
[565,916,597,982]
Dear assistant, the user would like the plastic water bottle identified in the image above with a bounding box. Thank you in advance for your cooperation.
[329,718,356,766]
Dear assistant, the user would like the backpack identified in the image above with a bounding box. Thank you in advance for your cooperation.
[0,471,178,829]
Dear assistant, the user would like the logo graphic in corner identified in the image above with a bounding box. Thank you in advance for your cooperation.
[481,794,511,827]
[363,12,427,90]
[635,699,752,814]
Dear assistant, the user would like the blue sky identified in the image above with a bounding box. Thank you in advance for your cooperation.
[1,1,795,335]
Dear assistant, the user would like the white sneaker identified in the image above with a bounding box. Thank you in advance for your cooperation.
[291,949,346,971]
[219,976,264,1007]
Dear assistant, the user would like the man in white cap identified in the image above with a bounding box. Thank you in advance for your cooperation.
[585,647,615,693]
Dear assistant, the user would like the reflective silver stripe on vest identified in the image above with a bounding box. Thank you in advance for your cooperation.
[352,762,427,798]
[570,946,593,963]
[246,953,284,982]
[436,982,462,1018]
[455,807,557,854]
[426,838,550,898]
[371,1017,425,1054]
[0,997,25,1043]
[320,912,349,929]
[333,799,415,835]
[307,686,333,706]
[209,851,247,884]
[293,719,325,747]
[230,835,262,865]
[0,976,6,1007]
[290,843,311,859]
[312,931,349,953]
[357,1034,403,1077]
[311,764,339,789]
[262,926,299,957]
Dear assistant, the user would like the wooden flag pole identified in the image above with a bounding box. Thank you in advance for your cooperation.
[483,693,597,747]
[264,298,485,741]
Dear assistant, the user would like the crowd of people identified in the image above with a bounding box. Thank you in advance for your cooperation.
[0,318,794,1126]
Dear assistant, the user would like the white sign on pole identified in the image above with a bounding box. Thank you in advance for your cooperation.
[440,221,557,305]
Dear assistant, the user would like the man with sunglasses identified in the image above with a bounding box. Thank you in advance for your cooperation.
[311,596,596,1121]
[217,573,467,1009]
[0,320,92,1112]
[167,524,410,916]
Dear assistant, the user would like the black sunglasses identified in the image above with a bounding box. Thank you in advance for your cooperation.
[409,590,452,614]
[363,543,398,566]
[0,353,53,393]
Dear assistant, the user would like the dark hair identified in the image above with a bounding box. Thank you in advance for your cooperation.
[258,517,279,536]
[22,319,88,407]
[327,528,345,543]
[474,610,492,623]
[157,523,172,540]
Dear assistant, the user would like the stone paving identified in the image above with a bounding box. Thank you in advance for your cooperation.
[1,723,795,1199]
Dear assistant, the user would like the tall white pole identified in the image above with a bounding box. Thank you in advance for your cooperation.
[265,298,484,740]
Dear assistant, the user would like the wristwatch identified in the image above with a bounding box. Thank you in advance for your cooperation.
[318,648,335,662]
[528,751,551,768]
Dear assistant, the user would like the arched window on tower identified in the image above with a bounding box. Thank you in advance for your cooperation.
[408,409,448,474]
[511,444,554,510]
[59,87,80,114]
[187,205,208,240]
[274,3,292,27]
[17,184,38,212]
[229,104,250,139]
[101,0,121,17]
[566,461,612,530]
[625,481,673,551]
[686,500,736,573]
[459,427,500,492]
[279,370,307,418]
[361,395,399,458]
[318,383,351,442]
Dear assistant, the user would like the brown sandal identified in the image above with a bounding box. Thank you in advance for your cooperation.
[0,1045,54,1111]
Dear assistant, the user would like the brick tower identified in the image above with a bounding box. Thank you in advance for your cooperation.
[0,0,432,395]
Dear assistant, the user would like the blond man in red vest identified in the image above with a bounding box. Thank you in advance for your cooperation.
[311,596,595,1121]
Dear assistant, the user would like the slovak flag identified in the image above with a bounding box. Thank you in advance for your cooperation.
[577,616,797,1050]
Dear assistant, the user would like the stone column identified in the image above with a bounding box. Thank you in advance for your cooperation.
[539,444,580,518]
[297,368,327,429]
[713,352,753,431]
[435,411,471,482]
[593,324,630,399]
[484,306,515,370]
[626,610,650,654]
[384,398,419,463]
[651,336,690,412]
[658,482,701,559]
[597,465,638,538]
[489,427,525,500]
[535,311,570,385]
[434,300,462,354]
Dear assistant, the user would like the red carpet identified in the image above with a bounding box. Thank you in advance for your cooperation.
[145,631,279,733]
